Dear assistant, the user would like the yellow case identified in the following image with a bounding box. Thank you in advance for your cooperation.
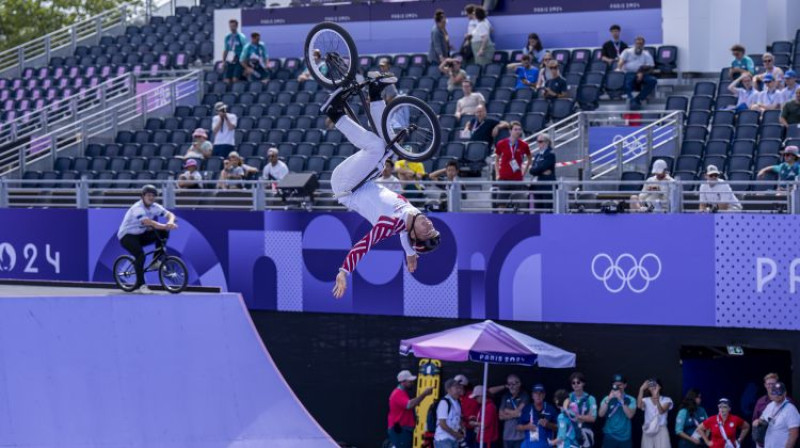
[413,358,441,448]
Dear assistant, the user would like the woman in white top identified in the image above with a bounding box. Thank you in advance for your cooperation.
[470,6,494,66]
[184,128,213,159]
[638,379,673,448]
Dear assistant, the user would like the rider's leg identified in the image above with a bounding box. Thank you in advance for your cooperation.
[120,234,146,287]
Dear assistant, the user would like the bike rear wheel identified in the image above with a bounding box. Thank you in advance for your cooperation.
[304,22,358,89]
[113,255,138,292]
[159,256,188,294]
[381,96,441,162]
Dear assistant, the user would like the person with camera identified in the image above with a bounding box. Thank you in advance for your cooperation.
[630,159,674,212]
[388,370,433,448]
[637,379,673,448]
[436,378,466,448]
[240,32,269,83]
[211,102,238,158]
[753,382,799,448]
[517,384,558,448]
[697,398,749,448]
[598,374,636,448]
[699,165,741,212]
[617,35,657,110]
[439,58,468,92]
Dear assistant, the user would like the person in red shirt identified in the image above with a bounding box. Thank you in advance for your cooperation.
[493,121,531,212]
[469,385,500,448]
[456,374,481,447]
[388,370,434,448]
[697,398,750,448]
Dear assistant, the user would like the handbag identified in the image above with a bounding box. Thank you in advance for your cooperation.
[460,36,473,61]
[643,416,660,435]
[753,401,789,445]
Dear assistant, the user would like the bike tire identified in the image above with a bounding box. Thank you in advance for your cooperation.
[381,96,442,162]
[304,22,358,89]
[159,256,188,294]
[113,255,138,292]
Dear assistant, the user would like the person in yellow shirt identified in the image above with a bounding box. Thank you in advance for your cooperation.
[395,159,426,203]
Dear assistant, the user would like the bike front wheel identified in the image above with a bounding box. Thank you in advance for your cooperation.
[159,256,188,294]
[381,96,441,162]
[304,22,358,89]
[113,255,138,292]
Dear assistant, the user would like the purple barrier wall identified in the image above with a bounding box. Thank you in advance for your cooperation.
[0,292,336,447]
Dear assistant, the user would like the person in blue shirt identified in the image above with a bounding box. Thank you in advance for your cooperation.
[598,374,637,448]
[729,44,755,80]
[549,389,582,448]
[758,145,800,189]
[241,32,269,83]
[523,33,546,65]
[517,384,559,448]
[507,55,539,91]
[222,19,247,84]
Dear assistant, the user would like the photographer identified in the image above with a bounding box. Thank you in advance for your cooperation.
[598,374,636,448]
[240,32,269,83]
[699,165,741,212]
[435,378,466,448]
[211,102,238,158]
[617,35,657,110]
[439,57,468,92]
[637,379,673,448]
[630,160,674,212]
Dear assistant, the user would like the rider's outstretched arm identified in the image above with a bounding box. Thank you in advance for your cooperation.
[340,216,406,274]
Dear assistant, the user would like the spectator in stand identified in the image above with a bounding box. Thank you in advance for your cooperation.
[753,373,793,423]
[618,36,657,109]
[297,49,327,82]
[241,32,269,83]
[378,58,400,100]
[699,165,742,212]
[429,160,463,211]
[755,53,785,87]
[601,24,628,65]
[430,9,451,64]
[698,398,749,448]
[376,159,402,192]
[440,57,469,92]
[455,375,480,448]
[177,159,202,189]
[529,134,556,213]
[494,122,531,212]
[507,55,539,92]
[217,151,258,190]
[755,382,800,448]
[751,74,783,113]
[436,378,466,448]
[470,385,500,448]
[212,102,237,158]
[499,374,531,448]
[598,374,637,448]
[780,87,800,126]
[388,370,434,448]
[568,372,598,445]
[631,159,675,212]
[729,44,755,79]
[222,19,247,84]
[728,73,759,111]
[781,70,798,104]
[395,158,427,204]
[638,379,673,448]
[183,128,212,159]
[540,61,567,101]
[455,80,486,120]
[674,389,708,448]
[470,6,494,66]
[522,33,546,65]
[535,53,555,86]
[757,145,800,189]
[462,104,503,146]
[517,384,558,448]
[262,147,289,182]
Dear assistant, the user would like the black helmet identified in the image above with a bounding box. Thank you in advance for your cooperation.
[409,214,441,254]
[141,184,158,196]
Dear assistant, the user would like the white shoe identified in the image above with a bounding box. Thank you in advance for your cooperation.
[137,285,154,294]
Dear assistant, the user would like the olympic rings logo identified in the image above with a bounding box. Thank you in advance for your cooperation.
[590,253,662,293]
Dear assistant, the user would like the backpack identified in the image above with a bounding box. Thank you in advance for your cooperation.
[426,398,451,433]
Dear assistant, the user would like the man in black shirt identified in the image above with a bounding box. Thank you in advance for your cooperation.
[541,61,567,101]
[462,104,504,146]
[601,24,628,65]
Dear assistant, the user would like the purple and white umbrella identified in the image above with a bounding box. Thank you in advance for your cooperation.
[400,320,576,448]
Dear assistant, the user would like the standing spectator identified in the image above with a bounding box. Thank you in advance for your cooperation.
[470,385,500,448]
[699,165,742,211]
[217,151,258,190]
[262,147,289,182]
[297,49,327,82]
[499,374,531,448]
[637,379,673,448]
[183,128,212,159]
[757,145,800,189]
[440,58,468,92]
[631,160,675,211]
[517,384,558,448]
[222,19,247,84]
[211,102,237,158]
[601,25,628,65]
[455,80,486,119]
[507,55,539,91]
[540,61,567,101]
[470,6,494,66]
[598,374,637,448]
[698,398,749,448]
[241,32,269,83]
[550,389,583,448]
[529,134,556,213]
[522,33,546,64]
[675,388,708,448]
[755,382,800,448]
[430,9,451,64]
[755,53,785,86]
[729,44,755,79]
[781,70,798,104]
[456,375,481,448]
[436,378,466,448]
[754,374,793,423]
[462,4,479,65]
[780,88,800,126]
[728,74,759,111]
[376,159,402,192]
[751,74,783,113]
[177,159,202,189]
[494,122,531,212]
[618,36,657,109]
[569,372,598,446]
[462,105,503,146]
[388,370,434,448]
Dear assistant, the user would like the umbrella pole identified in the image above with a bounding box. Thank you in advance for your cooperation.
[479,362,488,448]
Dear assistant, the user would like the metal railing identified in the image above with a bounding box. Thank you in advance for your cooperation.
[0,70,203,177]
[0,73,135,146]
[523,112,582,151]
[0,4,136,77]
[1,178,797,215]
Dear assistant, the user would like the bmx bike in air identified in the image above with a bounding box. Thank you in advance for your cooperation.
[112,232,188,294]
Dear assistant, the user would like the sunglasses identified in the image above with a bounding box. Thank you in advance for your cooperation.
[537,140,546,143]
[572,381,583,385]
[507,382,521,387]
[764,59,774,62]
[708,173,719,177]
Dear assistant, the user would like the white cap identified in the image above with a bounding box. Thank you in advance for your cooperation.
[397,370,417,382]
[454,374,469,386]
[651,159,668,174]
[706,164,720,175]
[267,147,279,156]
[470,385,484,399]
